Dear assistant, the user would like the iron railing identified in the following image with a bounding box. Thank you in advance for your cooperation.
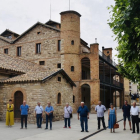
[99,74,123,88]
[99,50,117,67]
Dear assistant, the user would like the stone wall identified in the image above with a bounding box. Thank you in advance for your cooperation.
[0,74,73,123]
[0,25,61,70]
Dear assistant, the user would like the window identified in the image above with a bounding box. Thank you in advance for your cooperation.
[71,40,74,45]
[58,40,61,51]
[37,32,40,34]
[57,63,61,68]
[17,46,21,56]
[73,95,75,103]
[71,66,74,71]
[36,43,41,54]
[57,93,61,104]
[6,35,12,39]
[39,61,45,65]
[4,48,8,54]
[58,77,61,82]
[107,51,109,54]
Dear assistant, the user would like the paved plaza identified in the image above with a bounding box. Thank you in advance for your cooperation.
[0,109,139,140]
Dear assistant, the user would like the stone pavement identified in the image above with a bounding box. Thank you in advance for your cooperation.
[0,109,139,140]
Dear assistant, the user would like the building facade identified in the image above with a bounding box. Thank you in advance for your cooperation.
[0,10,124,121]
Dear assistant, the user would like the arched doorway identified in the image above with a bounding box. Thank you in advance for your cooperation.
[81,57,90,80]
[81,84,90,110]
[14,91,23,118]
[113,90,120,108]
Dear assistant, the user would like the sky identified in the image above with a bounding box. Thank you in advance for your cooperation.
[0,0,118,62]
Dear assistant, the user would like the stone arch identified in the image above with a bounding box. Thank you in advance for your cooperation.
[11,87,27,103]
[113,90,121,108]
[81,84,90,110]
[81,57,90,80]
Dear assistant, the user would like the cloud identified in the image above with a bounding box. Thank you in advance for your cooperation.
[0,0,118,61]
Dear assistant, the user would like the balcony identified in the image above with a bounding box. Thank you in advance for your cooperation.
[99,50,117,68]
[99,75,123,89]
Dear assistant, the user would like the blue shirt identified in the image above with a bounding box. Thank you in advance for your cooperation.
[20,104,29,115]
[122,104,131,116]
[77,105,89,117]
[45,106,54,113]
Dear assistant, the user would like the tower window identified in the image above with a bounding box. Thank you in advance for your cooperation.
[57,63,61,68]
[58,77,61,82]
[58,40,61,51]
[39,61,45,65]
[57,93,61,104]
[4,48,8,54]
[71,40,74,45]
[17,46,21,56]
[107,51,109,54]
[71,66,74,72]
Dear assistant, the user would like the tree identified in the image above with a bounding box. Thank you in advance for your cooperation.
[108,0,140,83]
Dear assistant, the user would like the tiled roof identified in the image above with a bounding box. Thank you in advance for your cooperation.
[0,35,12,43]
[1,29,19,37]
[13,22,60,43]
[0,53,46,74]
[0,53,76,87]
[45,20,60,25]
[0,22,60,44]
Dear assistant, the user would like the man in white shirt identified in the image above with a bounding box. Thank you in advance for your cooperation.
[63,103,73,128]
[35,102,44,128]
[95,101,106,130]
[130,102,139,134]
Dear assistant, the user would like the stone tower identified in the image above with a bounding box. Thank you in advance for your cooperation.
[60,11,81,81]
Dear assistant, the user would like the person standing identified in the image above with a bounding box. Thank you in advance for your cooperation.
[63,103,73,128]
[122,100,132,130]
[20,100,29,129]
[45,102,54,130]
[108,103,117,133]
[77,102,89,132]
[35,102,44,128]
[6,99,14,127]
[130,102,139,134]
[95,101,106,130]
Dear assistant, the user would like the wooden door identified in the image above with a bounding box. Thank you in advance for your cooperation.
[14,91,23,118]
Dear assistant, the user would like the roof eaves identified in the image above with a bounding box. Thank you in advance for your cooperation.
[45,20,61,25]
[1,29,19,36]
[13,22,60,43]
[42,69,76,87]
[0,36,13,44]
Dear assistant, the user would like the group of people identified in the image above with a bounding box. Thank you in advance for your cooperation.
[6,100,72,130]
[6,99,140,134]
[95,100,139,134]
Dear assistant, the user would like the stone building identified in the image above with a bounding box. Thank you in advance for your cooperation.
[0,53,75,122]
[0,10,124,121]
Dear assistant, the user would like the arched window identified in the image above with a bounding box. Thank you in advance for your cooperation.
[81,57,90,79]
[71,40,74,45]
[57,93,61,104]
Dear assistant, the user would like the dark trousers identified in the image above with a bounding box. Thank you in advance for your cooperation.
[80,117,88,131]
[21,115,27,128]
[132,115,139,133]
[97,116,106,129]
[46,115,52,129]
[37,114,42,128]
[64,118,70,127]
